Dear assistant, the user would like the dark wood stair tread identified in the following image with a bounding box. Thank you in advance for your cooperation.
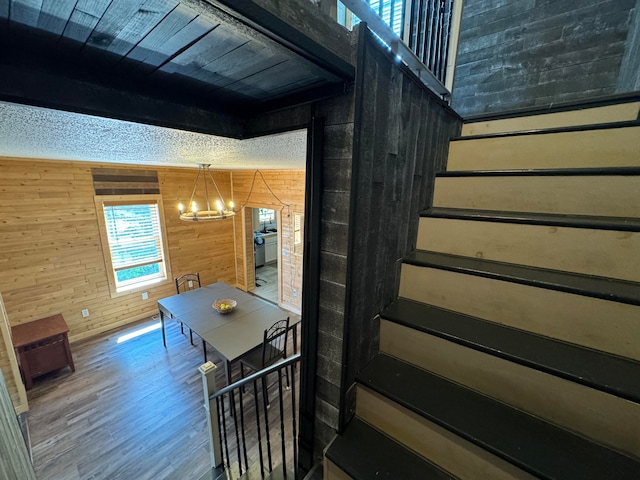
[421,207,640,232]
[358,354,640,480]
[436,166,640,177]
[325,418,453,480]
[382,298,640,403]
[405,250,640,306]
[451,119,640,141]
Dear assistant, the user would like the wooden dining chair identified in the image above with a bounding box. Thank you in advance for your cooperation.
[174,273,201,344]
[240,317,290,406]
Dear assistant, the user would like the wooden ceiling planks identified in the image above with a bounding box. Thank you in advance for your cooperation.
[223,59,326,101]
[158,25,244,79]
[210,0,355,77]
[202,42,289,91]
[77,1,179,70]
[62,0,113,47]
[84,0,149,49]
[0,0,354,131]
[37,0,75,36]
[121,4,203,69]
[86,0,178,57]
[7,0,41,28]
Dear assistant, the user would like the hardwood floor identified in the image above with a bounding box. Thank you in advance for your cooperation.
[254,263,278,304]
[26,314,299,480]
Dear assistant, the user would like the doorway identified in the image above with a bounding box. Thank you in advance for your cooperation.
[236,169,305,315]
[253,207,279,304]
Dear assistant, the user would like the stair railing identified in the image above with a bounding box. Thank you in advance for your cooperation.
[336,0,460,97]
[200,353,302,479]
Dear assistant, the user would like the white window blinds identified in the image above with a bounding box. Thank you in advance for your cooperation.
[102,201,166,288]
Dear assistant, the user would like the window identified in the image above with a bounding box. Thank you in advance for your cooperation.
[338,1,405,37]
[293,212,304,256]
[258,208,274,225]
[95,195,171,296]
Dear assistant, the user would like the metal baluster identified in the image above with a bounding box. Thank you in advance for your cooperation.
[397,0,406,39]
[432,0,442,75]
[277,369,286,477]
[408,0,417,51]
[389,0,396,35]
[201,356,300,476]
[262,376,273,472]
[290,364,298,480]
[416,0,428,63]
[420,0,432,65]
[253,379,266,476]
[438,0,453,82]
[438,0,447,79]
[238,383,249,471]
[217,398,226,466]
[427,0,438,70]
[417,0,425,55]
[218,396,231,468]
[231,391,243,476]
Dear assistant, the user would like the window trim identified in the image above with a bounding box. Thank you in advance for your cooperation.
[95,194,173,298]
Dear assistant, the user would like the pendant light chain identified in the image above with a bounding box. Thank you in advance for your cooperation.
[238,170,292,216]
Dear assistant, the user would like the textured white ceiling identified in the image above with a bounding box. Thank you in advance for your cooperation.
[0,101,307,169]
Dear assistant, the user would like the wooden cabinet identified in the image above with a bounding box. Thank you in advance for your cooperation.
[11,314,75,389]
[263,233,278,264]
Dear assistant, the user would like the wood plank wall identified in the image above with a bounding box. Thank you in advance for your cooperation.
[231,170,306,313]
[313,93,356,454]
[243,51,358,466]
[245,25,457,460]
[243,102,349,465]
[0,156,306,410]
[341,29,462,425]
[0,292,27,413]
[0,158,237,407]
[0,369,35,480]
[159,167,237,289]
[452,0,636,116]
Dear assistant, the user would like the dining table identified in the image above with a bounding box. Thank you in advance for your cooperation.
[157,281,296,385]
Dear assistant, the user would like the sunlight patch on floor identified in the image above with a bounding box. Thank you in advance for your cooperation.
[117,321,161,344]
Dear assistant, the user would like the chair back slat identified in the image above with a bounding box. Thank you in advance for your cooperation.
[262,317,289,366]
[175,273,201,294]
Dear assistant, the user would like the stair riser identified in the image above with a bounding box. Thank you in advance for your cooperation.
[380,320,640,458]
[417,217,640,282]
[448,126,640,171]
[433,176,640,218]
[399,265,640,360]
[461,102,640,136]
[356,386,537,480]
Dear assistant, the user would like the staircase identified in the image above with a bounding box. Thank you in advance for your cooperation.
[324,98,640,479]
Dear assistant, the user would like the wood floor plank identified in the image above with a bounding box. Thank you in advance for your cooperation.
[26,313,300,480]
[254,263,279,304]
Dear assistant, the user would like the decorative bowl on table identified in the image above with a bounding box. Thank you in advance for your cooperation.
[213,299,237,314]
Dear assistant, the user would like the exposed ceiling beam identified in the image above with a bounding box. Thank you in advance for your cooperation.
[0,60,246,139]
[204,0,356,80]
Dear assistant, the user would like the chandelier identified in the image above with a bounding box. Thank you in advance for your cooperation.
[178,164,236,222]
